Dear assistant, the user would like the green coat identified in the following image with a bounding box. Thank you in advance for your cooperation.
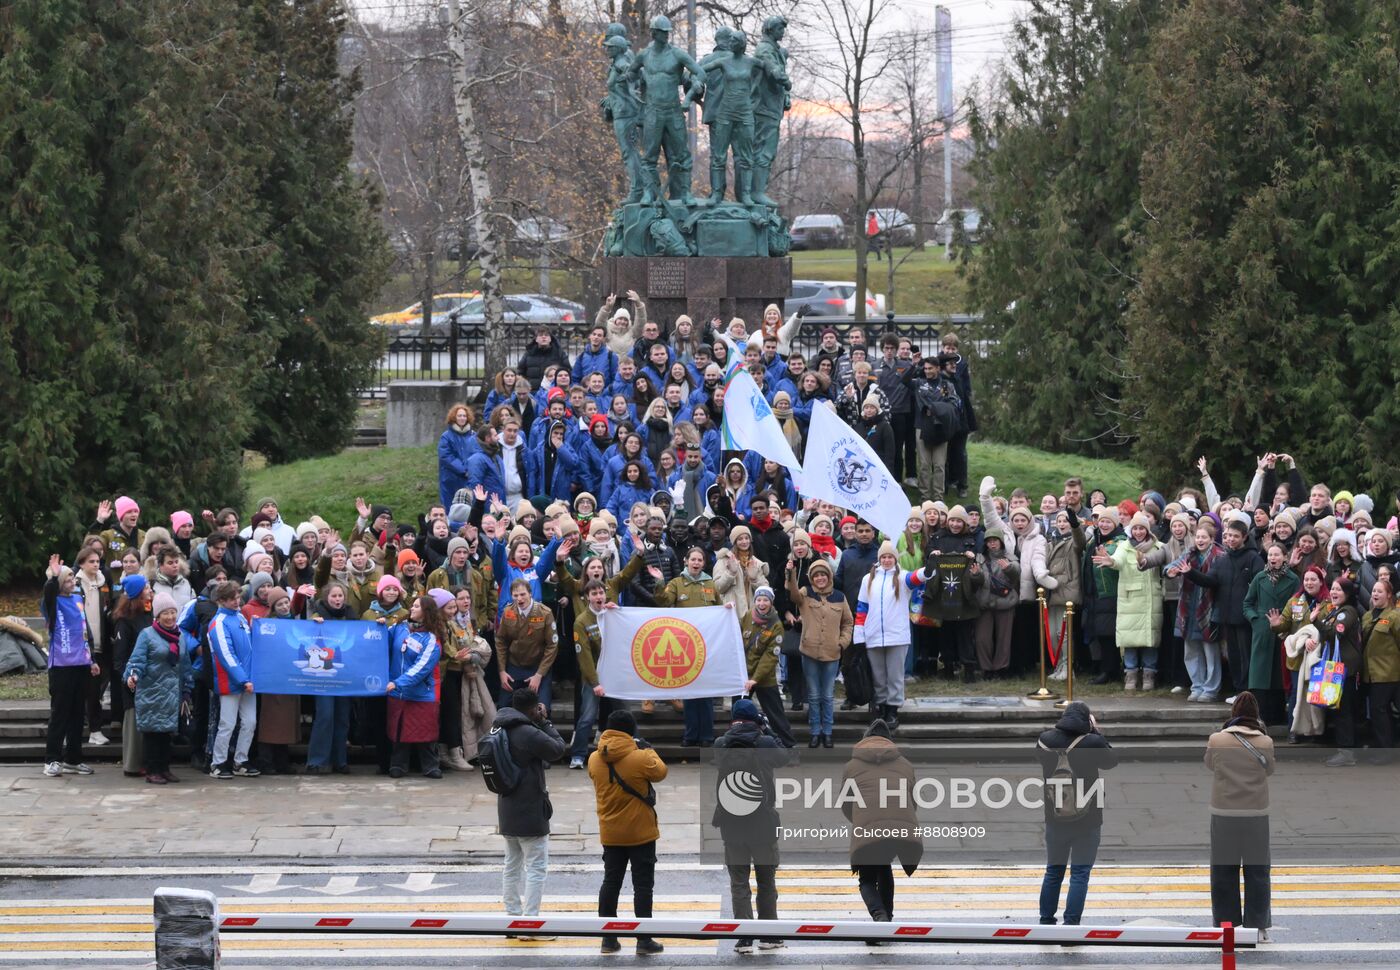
[1362,607,1400,684]
[1242,567,1298,692]
[1109,540,1163,650]
[740,611,782,688]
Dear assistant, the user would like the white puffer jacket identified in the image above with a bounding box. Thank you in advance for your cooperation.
[853,565,926,649]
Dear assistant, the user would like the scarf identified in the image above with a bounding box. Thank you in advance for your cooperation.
[810,533,839,558]
[681,463,705,519]
[77,571,106,648]
[152,620,181,661]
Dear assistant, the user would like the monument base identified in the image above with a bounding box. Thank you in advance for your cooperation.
[604,200,790,259]
[601,256,792,331]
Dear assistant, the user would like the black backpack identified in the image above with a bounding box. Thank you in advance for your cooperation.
[477,724,524,795]
[1038,735,1088,821]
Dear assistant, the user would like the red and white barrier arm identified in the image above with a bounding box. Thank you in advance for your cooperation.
[220,912,1257,949]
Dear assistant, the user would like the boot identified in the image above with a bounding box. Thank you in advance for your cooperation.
[885,705,899,731]
[1141,670,1156,691]
[441,746,472,771]
[1124,669,1138,692]
[1048,656,1068,681]
[736,167,754,206]
[750,168,777,207]
[707,165,726,205]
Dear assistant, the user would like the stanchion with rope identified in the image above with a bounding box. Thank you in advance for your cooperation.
[1028,587,1058,699]
[1056,599,1076,708]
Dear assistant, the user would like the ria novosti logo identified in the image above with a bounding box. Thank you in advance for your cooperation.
[716,771,767,817]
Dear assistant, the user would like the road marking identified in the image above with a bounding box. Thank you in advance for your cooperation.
[385,872,457,894]
[302,876,368,896]
[223,873,282,894]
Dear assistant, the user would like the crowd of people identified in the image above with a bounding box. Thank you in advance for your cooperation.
[34,306,1386,945]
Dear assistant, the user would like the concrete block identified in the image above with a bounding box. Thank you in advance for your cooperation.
[386,380,469,448]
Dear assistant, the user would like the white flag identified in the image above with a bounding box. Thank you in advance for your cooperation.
[596,605,746,700]
[798,401,908,540]
[719,369,803,474]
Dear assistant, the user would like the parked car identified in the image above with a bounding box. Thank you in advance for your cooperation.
[427,293,582,334]
[370,292,480,327]
[514,218,570,253]
[789,214,848,250]
[867,207,916,246]
[933,208,982,245]
[784,280,885,319]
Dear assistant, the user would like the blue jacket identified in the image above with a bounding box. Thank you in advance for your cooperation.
[574,345,619,387]
[209,606,253,695]
[465,449,506,500]
[125,625,194,734]
[389,625,440,703]
[608,481,655,522]
[608,375,637,402]
[601,451,656,506]
[437,426,477,508]
[699,427,721,472]
[487,534,564,620]
[527,435,584,501]
[573,438,610,496]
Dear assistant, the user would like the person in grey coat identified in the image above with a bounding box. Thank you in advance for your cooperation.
[123,592,193,785]
[492,687,566,921]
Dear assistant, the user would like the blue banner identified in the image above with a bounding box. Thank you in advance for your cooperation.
[248,618,390,696]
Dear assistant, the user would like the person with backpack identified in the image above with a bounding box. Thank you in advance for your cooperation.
[587,709,668,956]
[711,699,786,954]
[1034,701,1118,926]
[1205,691,1275,941]
[911,354,962,503]
[482,686,566,924]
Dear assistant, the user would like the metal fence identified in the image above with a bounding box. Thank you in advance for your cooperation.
[365,314,985,399]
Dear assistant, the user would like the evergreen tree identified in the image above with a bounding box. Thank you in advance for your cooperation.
[240,0,389,464]
[0,0,104,576]
[965,0,1161,457]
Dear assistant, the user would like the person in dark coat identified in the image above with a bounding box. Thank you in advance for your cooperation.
[854,391,896,475]
[938,332,977,496]
[491,687,566,917]
[841,720,922,934]
[1186,519,1265,698]
[517,328,571,385]
[1035,702,1118,926]
[711,699,786,953]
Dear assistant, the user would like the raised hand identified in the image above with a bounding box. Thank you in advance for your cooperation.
[47,554,62,577]
[96,500,112,523]
[1197,456,1209,477]
[201,509,215,521]
[355,496,370,519]
[626,289,640,302]
[473,484,487,502]
[647,565,664,582]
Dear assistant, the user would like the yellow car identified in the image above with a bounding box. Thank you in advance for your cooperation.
[370,292,481,327]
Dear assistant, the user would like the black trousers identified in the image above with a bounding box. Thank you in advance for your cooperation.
[1012,603,1040,675]
[440,669,463,749]
[1223,623,1251,693]
[946,431,969,493]
[86,651,110,733]
[46,666,88,764]
[1332,673,1361,748]
[143,731,172,775]
[856,865,895,919]
[391,741,439,775]
[890,412,916,482]
[1210,815,1271,928]
[1160,603,1189,688]
[1370,682,1399,749]
[945,619,977,669]
[751,685,795,747]
[599,841,657,941]
[189,684,212,766]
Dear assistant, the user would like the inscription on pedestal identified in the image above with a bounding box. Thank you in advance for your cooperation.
[646,260,688,299]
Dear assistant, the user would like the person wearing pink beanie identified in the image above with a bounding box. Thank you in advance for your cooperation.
[169,511,195,558]
[91,496,145,581]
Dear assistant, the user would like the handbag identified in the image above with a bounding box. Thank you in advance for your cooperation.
[840,643,874,707]
[1306,639,1345,709]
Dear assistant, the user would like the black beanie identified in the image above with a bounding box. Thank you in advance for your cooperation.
[607,710,637,735]
[865,719,892,739]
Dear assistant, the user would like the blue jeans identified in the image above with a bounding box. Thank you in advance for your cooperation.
[501,665,551,711]
[1122,647,1159,672]
[801,656,839,737]
[571,685,599,758]
[1039,821,1101,924]
[1184,638,1222,696]
[682,698,714,744]
[307,696,351,768]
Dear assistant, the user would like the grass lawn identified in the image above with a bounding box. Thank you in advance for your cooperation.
[0,673,46,701]
[374,245,972,319]
[244,440,1141,538]
[791,245,970,315]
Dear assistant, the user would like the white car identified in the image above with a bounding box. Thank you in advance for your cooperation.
[831,281,886,316]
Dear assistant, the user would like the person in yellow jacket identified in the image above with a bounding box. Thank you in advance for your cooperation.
[588,709,668,956]
[1362,579,1400,764]
[740,586,795,746]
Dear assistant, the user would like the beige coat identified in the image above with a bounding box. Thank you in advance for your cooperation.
[785,570,853,662]
[459,633,496,752]
[1204,725,1274,816]
[1284,623,1326,737]
[713,549,768,613]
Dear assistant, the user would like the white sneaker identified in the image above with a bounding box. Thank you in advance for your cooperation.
[758,940,786,950]
[1257,928,1271,943]
[1170,686,1185,694]
[61,762,94,775]
[569,756,585,770]
[1226,694,1239,705]
[43,762,62,777]
[88,731,110,746]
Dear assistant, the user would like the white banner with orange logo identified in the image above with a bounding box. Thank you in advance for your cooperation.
[595,606,747,700]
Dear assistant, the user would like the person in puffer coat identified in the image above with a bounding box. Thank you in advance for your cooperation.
[974,528,1021,677]
[841,720,922,923]
[124,592,193,784]
[1097,513,1165,691]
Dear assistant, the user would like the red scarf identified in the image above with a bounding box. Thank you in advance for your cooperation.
[810,533,839,557]
[152,620,181,659]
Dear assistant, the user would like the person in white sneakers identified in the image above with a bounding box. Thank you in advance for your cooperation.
[208,581,260,780]
[40,554,100,777]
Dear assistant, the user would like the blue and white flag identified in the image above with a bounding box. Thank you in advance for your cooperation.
[798,400,907,540]
[720,368,803,475]
[249,618,390,696]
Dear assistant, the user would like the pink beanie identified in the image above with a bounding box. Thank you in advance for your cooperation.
[170,510,194,533]
[376,575,403,597]
[115,496,140,520]
[426,588,454,610]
